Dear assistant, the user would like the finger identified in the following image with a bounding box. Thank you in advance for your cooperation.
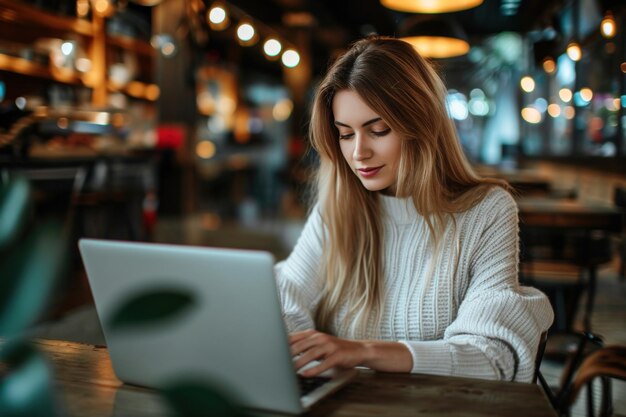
[293,346,327,370]
[291,332,328,356]
[300,357,337,377]
[288,329,316,344]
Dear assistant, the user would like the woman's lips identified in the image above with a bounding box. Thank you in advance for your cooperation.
[357,166,383,178]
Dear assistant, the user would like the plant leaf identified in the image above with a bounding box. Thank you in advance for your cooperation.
[160,380,251,417]
[0,221,66,337]
[108,289,196,331]
[0,339,62,417]
[0,176,31,252]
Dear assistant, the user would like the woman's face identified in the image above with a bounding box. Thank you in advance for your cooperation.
[332,89,402,194]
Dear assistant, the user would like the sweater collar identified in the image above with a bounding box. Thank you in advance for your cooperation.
[379,194,417,224]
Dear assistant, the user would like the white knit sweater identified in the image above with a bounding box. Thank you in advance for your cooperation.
[274,188,554,383]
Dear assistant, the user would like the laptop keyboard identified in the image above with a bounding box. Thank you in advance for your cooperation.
[298,375,332,396]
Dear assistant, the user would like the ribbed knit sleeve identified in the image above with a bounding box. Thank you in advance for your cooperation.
[274,206,325,333]
[398,191,554,382]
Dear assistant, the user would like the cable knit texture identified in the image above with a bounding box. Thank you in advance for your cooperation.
[274,188,554,382]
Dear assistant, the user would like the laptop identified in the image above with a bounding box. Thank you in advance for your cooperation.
[78,238,357,414]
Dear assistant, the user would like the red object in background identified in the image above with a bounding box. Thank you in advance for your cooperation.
[289,136,306,157]
[142,191,158,237]
[156,125,185,149]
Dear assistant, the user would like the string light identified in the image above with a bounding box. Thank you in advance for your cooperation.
[208,5,226,24]
[521,107,541,124]
[204,3,300,68]
[547,103,561,118]
[542,57,556,74]
[76,0,89,17]
[263,38,282,58]
[566,42,582,61]
[601,11,616,38]
[207,3,229,30]
[92,0,115,17]
[520,76,535,93]
[580,87,593,102]
[559,88,573,103]
[237,22,256,44]
[281,49,300,68]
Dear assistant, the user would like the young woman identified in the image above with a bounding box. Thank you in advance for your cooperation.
[275,36,553,383]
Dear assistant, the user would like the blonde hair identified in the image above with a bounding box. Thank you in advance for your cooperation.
[309,36,508,337]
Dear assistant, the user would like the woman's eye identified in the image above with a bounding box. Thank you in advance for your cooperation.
[371,128,391,137]
[339,132,354,140]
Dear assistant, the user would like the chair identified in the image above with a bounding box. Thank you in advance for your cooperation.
[558,344,625,417]
[614,187,626,281]
[534,330,549,384]
[537,332,606,416]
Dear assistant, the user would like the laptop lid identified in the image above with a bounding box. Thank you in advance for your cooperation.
[79,238,305,414]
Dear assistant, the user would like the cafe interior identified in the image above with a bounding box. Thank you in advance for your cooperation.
[1,0,626,416]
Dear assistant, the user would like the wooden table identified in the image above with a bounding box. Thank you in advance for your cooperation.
[31,339,556,417]
[517,197,622,233]
[475,167,553,196]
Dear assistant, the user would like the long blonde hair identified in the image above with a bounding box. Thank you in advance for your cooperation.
[309,36,508,337]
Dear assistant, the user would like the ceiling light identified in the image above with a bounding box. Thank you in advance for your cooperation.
[380,0,483,13]
[400,17,470,59]
[130,0,164,5]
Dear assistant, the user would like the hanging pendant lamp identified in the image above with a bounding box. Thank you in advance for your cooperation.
[400,17,470,59]
[380,0,483,14]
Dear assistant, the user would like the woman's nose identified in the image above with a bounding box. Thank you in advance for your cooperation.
[353,136,372,161]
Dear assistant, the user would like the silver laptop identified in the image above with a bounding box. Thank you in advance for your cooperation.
[78,238,356,414]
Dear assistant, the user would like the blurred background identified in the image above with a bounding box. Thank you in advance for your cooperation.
[1,0,626,414]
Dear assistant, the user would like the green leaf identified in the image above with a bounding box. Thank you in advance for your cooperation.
[108,289,196,331]
[160,380,251,417]
[0,177,31,252]
[0,339,62,417]
[0,221,66,337]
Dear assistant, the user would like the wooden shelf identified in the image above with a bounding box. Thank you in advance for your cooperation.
[0,53,85,85]
[108,80,160,102]
[107,35,155,57]
[0,0,93,37]
[0,1,156,106]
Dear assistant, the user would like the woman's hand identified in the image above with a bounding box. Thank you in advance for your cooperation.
[289,329,369,377]
[289,329,414,376]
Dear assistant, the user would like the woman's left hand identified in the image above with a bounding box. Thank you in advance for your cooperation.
[289,329,369,377]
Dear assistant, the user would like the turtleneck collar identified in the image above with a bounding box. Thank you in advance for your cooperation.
[378,194,418,225]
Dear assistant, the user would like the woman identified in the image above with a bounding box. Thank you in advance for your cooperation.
[275,36,553,383]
